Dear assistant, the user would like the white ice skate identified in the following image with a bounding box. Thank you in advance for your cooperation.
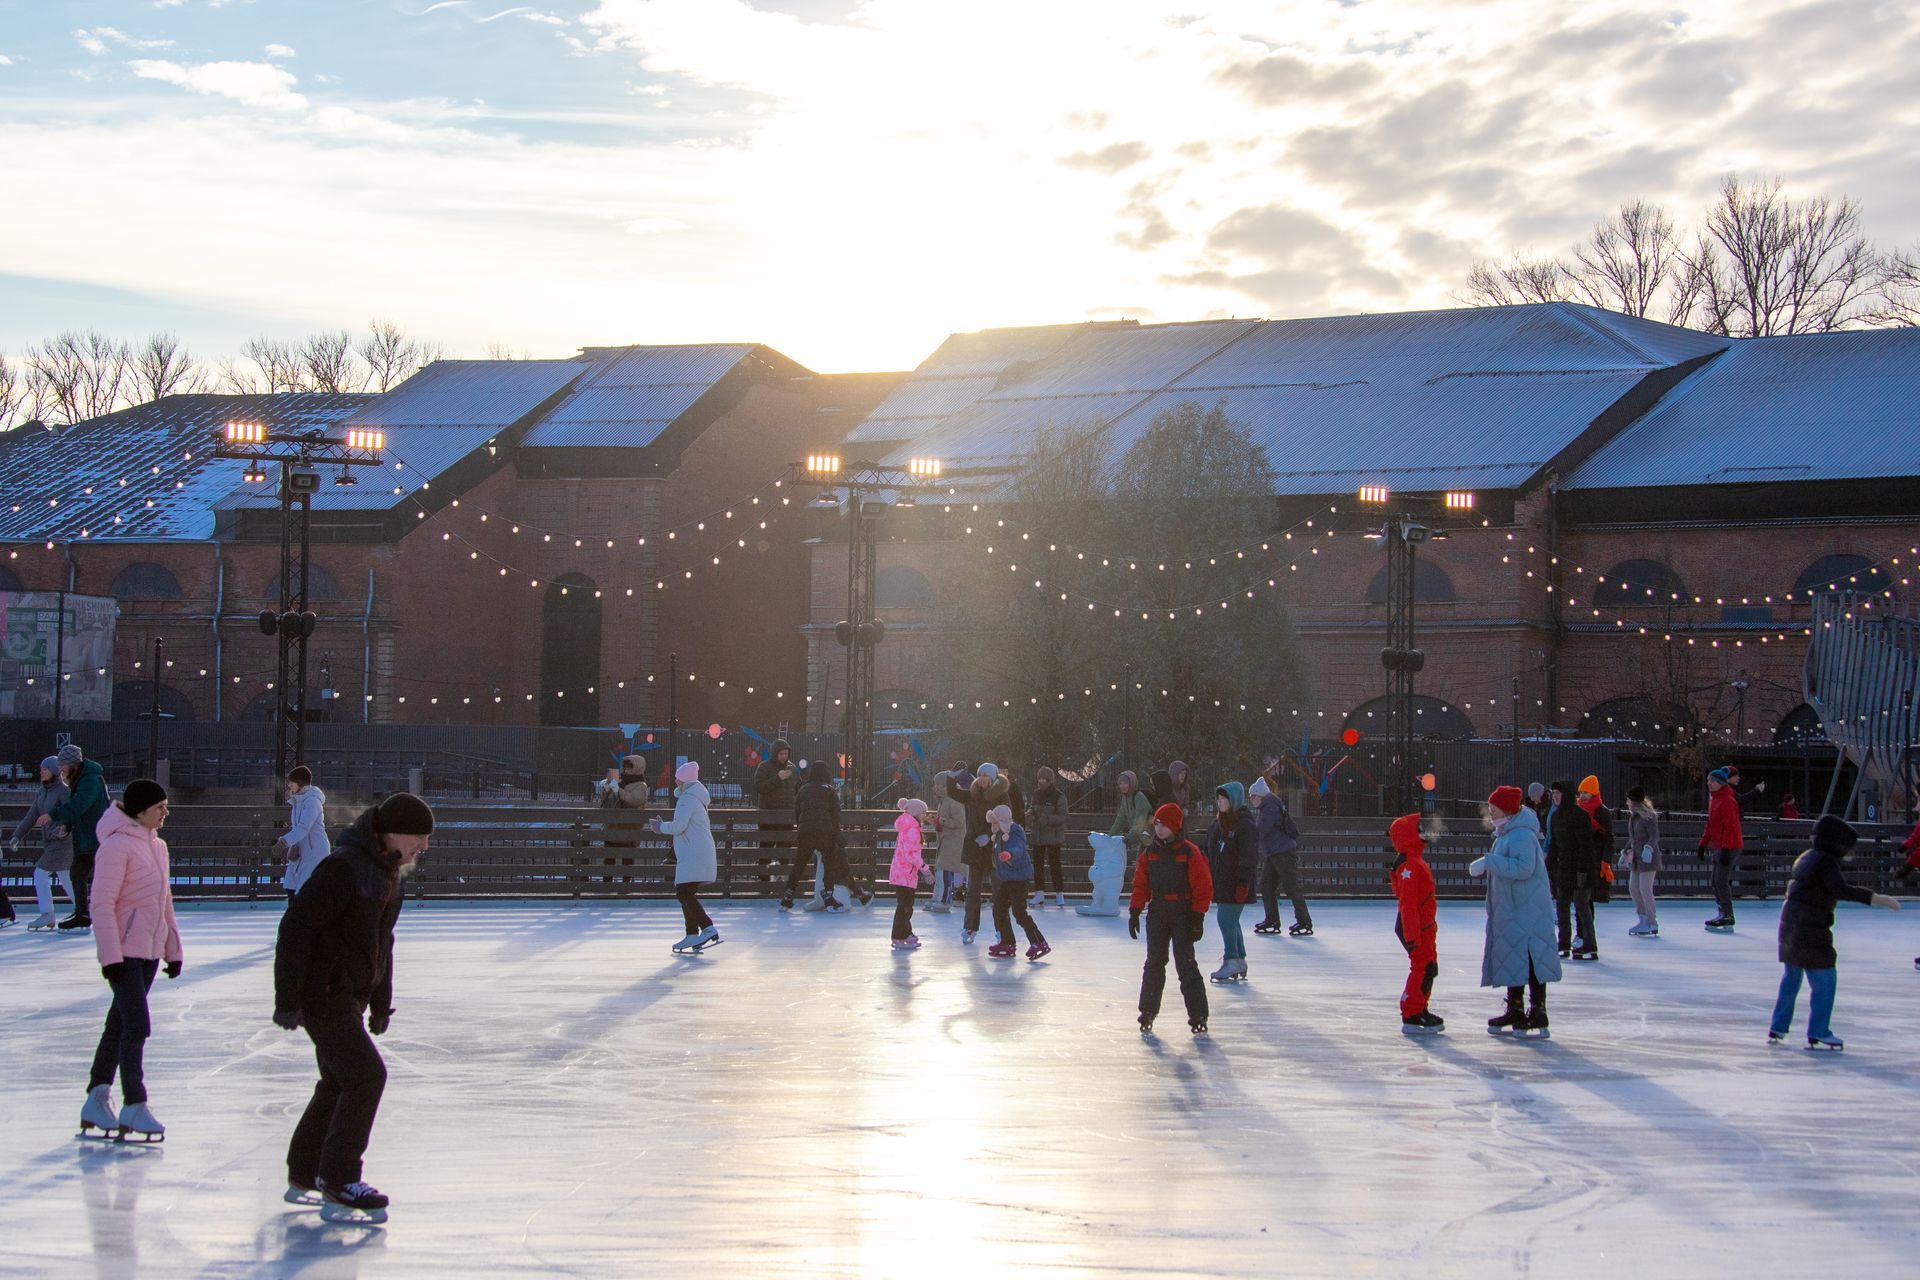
[285,1176,324,1207]
[316,1178,390,1225]
[672,933,701,954]
[27,912,57,932]
[1805,1034,1844,1052]
[77,1085,119,1140]
[1052,893,1068,909]
[688,925,723,952]
[117,1101,164,1143]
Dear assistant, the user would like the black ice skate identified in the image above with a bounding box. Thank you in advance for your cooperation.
[1517,1007,1551,1040]
[1287,922,1313,937]
[1487,993,1526,1036]
[57,913,91,933]
[1401,1012,1445,1036]
[1138,1014,1154,1036]
[285,1174,323,1207]
[316,1178,390,1225]
[1188,1019,1209,1036]
[1704,914,1735,932]
[1252,920,1283,935]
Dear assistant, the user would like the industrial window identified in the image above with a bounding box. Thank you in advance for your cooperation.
[1343,694,1475,740]
[1363,560,1457,604]
[874,566,934,609]
[265,564,344,603]
[1595,559,1687,604]
[1792,554,1888,601]
[109,562,184,601]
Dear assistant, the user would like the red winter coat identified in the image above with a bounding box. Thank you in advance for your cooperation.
[1901,817,1920,871]
[1699,785,1743,851]
[1130,835,1214,914]
[1389,816,1437,965]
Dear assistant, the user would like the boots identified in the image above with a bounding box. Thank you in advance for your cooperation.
[1520,996,1551,1039]
[1487,988,1526,1036]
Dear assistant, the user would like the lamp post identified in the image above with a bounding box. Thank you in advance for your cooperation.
[216,421,385,794]
[796,454,943,804]
[147,637,163,776]
[1731,678,1750,745]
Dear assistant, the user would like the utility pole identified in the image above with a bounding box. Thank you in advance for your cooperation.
[1731,678,1750,746]
[148,637,163,776]
[666,650,679,800]
[1510,675,1521,783]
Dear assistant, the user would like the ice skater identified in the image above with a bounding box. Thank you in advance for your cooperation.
[949,763,1011,944]
[1768,815,1901,1051]
[1204,782,1258,982]
[930,767,969,914]
[1027,766,1070,908]
[1250,771,1311,936]
[652,762,722,954]
[273,792,434,1224]
[276,765,331,900]
[1390,814,1443,1034]
[1624,786,1662,937]
[889,798,931,949]
[1699,767,1744,931]
[8,755,75,931]
[1547,779,1598,960]
[43,743,109,932]
[986,804,1049,959]
[1472,786,1561,1038]
[1107,770,1151,885]
[783,760,870,912]
[1130,804,1213,1036]
[80,780,182,1144]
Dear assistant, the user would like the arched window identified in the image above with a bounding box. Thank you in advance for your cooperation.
[874,566,934,609]
[540,573,602,727]
[112,681,196,722]
[110,562,183,601]
[1792,554,1889,602]
[265,564,344,604]
[1577,697,1689,745]
[0,564,22,592]
[1774,703,1828,746]
[1363,560,1456,604]
[1595,558,1688,605]
[874,689,928,730]
[1343,694,1475,740]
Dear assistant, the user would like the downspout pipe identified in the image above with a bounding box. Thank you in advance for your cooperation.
[362,568,374,724]
[212,544,224,721]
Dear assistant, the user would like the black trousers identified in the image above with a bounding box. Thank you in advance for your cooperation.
[1031,844,1063,894]
[963,851,992,932]
[991,880,1046,947]
[1259,853,1311,927]
[676,883,713,932]
[89,958,159,1103]
[289,1011,387,1187]
[1555,877,1595,950]
[784,834,868,900]
[69,851,94,921]
[891,886,916,939]
[1139,903,1207,1024]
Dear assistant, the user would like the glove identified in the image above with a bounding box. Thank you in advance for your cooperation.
[5,838,17,854]
[1188,912,1205,943]
[1467,857,1487,878]
[101,961,129,981]
[369,1010,392,1036]
[1895,864,1914,882]
[1128,910,1140,940]
[164,960,183,980]
[273,1008,302,1031]
[1870,893,1902,911]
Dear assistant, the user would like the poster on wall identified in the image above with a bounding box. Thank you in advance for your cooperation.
[0,591,117,720]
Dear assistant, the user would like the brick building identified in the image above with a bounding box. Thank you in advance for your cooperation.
[0,346,899,731]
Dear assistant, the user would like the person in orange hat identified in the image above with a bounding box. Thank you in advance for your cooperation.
[1129,803,1214,1036]
[1389,814,1443,1034]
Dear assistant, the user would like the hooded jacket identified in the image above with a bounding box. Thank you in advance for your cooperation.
[1108,779,1151,849]
[1389,814,1437,964]
[280,785,332,894]
[50,758,110,856]
[658,779,718,885]
[275,807,405,1021]
[11,757,74,873]
[1777,819,1875,970]
[1027,770,1069,845]
[1203,782,1260,905]
[1479,805,1563,988]
[1547,780,1599,886]
[1700,782,1744,851]
[889,809,928,888]
[795,764,843,838]
[754,744,801,812]
[1248,776,1299,858]
[1627,800,1663,872]
[90,803,184,968]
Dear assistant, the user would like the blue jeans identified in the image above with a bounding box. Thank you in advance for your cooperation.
[1770,965,1837,1040]
[1216,903,1247,960]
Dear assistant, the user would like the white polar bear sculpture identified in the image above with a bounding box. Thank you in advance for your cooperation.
[1076,832,1126,917]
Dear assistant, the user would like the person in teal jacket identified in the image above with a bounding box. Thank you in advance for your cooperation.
[44,744,109,932]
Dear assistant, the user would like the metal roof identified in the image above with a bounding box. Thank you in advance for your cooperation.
[341,359,585,429]
[864,304,1731,495]
[1562,326,1920,490]
[519,344,756,450]
[0,393,369,542]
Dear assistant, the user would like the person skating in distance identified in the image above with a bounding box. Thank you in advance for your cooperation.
[1130,804,1213,1036]
[652,762,722,953]
[986,804,1049,960]
[1768,815,1901,1051]
[1390,814,1444,1035]
[273,793,434,1224]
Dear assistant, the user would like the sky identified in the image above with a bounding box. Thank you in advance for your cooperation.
[1,0,1917,373]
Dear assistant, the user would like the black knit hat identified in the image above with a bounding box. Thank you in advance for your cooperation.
[122,778,168,817]
[1812,813,1857,855]
[373,792,435,836]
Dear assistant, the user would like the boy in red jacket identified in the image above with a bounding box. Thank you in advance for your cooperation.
[1699,768,1744,930]
[1390,814,1443,1034]
[1130,803,1214,1036]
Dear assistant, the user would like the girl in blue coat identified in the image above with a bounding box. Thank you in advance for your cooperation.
[1471,786,1562,1038]
[986,805,1049,960]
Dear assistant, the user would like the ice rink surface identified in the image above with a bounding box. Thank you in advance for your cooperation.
[2,896,1917,1279]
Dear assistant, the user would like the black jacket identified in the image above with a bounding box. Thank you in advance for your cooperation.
[794,779,841,837]
[947,773,1011,867]
[1203,809,1261,905]
[1778,842,1874,969]
[274,809,404,1020]
[1547,792,1599,887]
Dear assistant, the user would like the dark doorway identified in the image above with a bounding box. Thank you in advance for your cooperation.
[540,574,602,726]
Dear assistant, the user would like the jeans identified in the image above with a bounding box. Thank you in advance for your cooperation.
[1709,847,1738,914]
[1216,902,1247,960]
[891,886,916,940]
[1139,902,1207,1024]
[1031,844,1063,894]
[288,1011,388,1187]
[1770,965,1837,1040]
[676,883,713,933]
[1556,877,1596,951]
[34,867,76,918]
[89,958,159,1103]
[1630,865,1658,926]
[991,880,1046,947]
[1259,853,1311,927]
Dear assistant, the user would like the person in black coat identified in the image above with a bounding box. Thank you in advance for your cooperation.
[1546,781,1596,958]
[272,793,434,1219]
[781,761,870,910]
[1768,815,1901,1050]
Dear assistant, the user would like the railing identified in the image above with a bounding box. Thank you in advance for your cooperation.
[1,804,1912,903]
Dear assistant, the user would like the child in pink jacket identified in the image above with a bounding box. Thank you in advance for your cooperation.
[81,779,183,1142]
[889,799,931,949]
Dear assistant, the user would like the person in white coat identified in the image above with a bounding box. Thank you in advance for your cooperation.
[277,766,332,898]
[651,761,721,954]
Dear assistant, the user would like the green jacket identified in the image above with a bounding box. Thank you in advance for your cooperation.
[49,759,109,856]
[1109,790,1151,849]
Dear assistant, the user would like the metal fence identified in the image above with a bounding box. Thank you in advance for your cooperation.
[4,802,1911,904]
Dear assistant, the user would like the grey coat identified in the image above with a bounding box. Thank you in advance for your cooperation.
[11,767,74,873]
[933,772,969,874]
[1027,786,1069,846]
[1626,804,1662,872]
[1480,806,1564,988]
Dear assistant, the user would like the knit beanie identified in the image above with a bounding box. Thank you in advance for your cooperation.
[897,797,928,817]
[676,761,700,785]
[987,804,1013,828]
[1707,767,1731,784]
[57,743,83,766]
[1118,770,1138,789]
[121,778,167,818]
[1153,802,1185,832]
[1578,774,1601,797]
[1487,785,1525,816]
[977,762,1000,782]
[374,792,435,836]
[1812,813,1857,854]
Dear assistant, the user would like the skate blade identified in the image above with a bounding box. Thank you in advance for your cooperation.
[285,1188,323,1206]
[1402,1025,1444,1036]
[319,1203,388,1225]
[691,937,724,951]
[1805,1043,1844,1053]
[1516,1029,1551,1040]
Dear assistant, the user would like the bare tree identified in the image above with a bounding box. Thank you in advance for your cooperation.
[228,336,310,395]
[133,332,202,402]
[1570,201,1676,318]
[358,319,439,391]
[25,330,133,424]
[298,329,367,393]
[0,354,23,431]
[1865,244,1920,328]
[1463,255,1571,307]
[484,342,532,361]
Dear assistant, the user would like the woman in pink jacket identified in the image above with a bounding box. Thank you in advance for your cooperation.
[79,779,183,1143]
[889,799,931,950]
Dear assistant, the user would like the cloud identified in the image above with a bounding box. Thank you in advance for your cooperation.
[129,60,309,113]
[76,28,174,56]
[1060,141,1150,174]
[624,217,686,234]
[420,2,563,24]
[265,44,297,60]
[0,55,12,67]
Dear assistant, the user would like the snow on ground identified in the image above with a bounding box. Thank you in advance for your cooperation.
[1,897,1916,1279]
